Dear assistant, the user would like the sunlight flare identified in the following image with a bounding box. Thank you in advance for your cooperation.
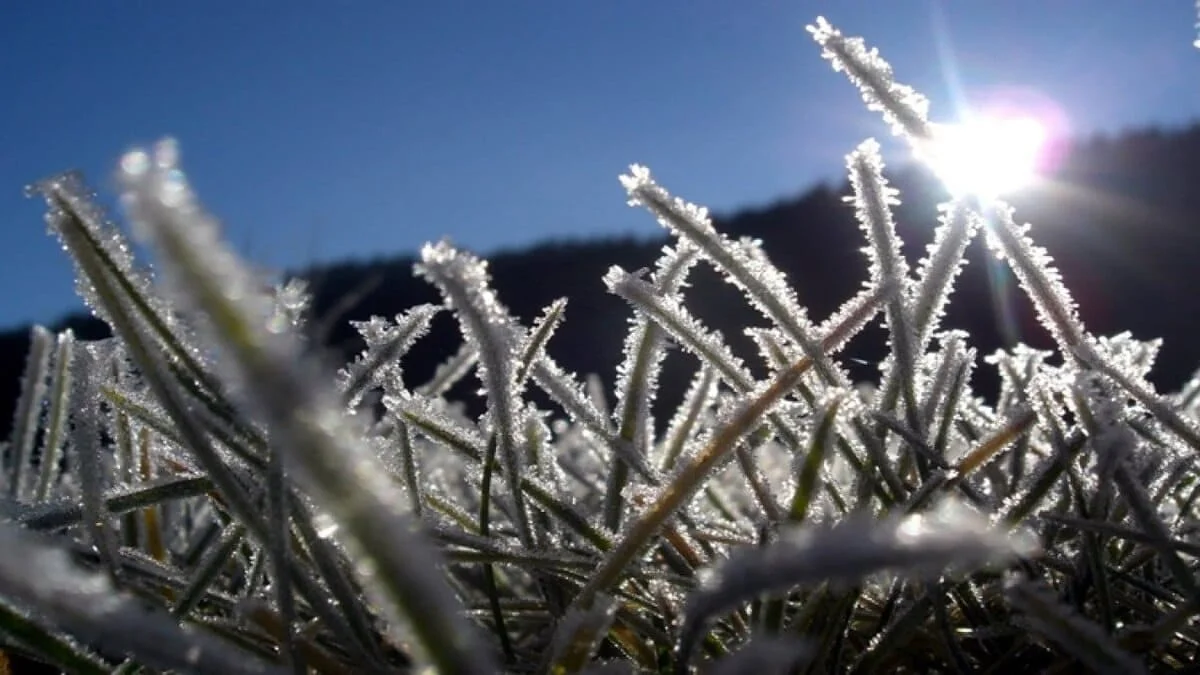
[918,115,1047,198]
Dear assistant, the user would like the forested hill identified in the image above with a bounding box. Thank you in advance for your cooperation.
[5,123,1200,438]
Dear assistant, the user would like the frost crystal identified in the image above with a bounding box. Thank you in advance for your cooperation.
[807,17,933,143]
[612,243,699,450]
[909,201,980,347]
[606,265,756,403]
[679,499,1035,663]
[416,240,534,543]
[984,203,1086,351]
[619,165,844,387]
[5,325,53,500]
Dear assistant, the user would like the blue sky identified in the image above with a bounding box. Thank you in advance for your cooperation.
[2,1,1198,328]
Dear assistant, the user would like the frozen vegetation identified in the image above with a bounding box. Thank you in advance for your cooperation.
[0,16,1198,674]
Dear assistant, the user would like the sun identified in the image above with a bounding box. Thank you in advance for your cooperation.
[917,115,1047,199]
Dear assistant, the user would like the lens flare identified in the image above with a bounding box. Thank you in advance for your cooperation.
[918,116,1047,199]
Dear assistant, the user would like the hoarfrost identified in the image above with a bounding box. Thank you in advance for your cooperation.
[807,17,933,143]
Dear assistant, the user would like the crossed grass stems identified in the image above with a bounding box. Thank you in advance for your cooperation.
[0,15,1198,675]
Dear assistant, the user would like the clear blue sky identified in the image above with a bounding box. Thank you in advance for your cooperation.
[2,1,1198,329]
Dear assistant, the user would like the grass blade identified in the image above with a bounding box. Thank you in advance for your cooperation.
[677,500,1035,669]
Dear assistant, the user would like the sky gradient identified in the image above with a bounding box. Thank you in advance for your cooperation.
[2,1,1199,328]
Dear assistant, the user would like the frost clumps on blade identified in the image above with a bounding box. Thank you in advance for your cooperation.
[807,17,932,143]
[414,242,519,396]
[268,278,312,335]
[117,140,498,673]
[4,325,54,500]
[340,303,441,407]
[909,201,980,347]
[117,139,290,404]
[846,140,921,417]
[847,140,908,291]
[26,172,151,324]
[0,522,287,674]
[26,169,207,374]
[620,165,841,386]
[677,500,1037,663]
[612,243,699,451]
[416,242,516,345]
[604,265,755,393]
[984,203,1086,351]
[416,240,536,544]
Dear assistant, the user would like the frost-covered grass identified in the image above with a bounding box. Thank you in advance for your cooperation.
[1,16,1199,674]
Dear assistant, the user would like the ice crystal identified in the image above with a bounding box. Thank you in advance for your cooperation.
[679,499,1035,663]
[605,265,755,393]
[340,303,440,406]
[620,165,844,387]
[909,201,980,348]
[612,243,699,458]
[5,325,53,500]
[807,17,933,143]
[28,173,151,322]
[417,241,535,544]
[847,139,909,292]
[984,203,1086,351]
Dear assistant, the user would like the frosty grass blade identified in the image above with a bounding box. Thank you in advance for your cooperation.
[677,500,1035,665]
[117,140,497,674]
